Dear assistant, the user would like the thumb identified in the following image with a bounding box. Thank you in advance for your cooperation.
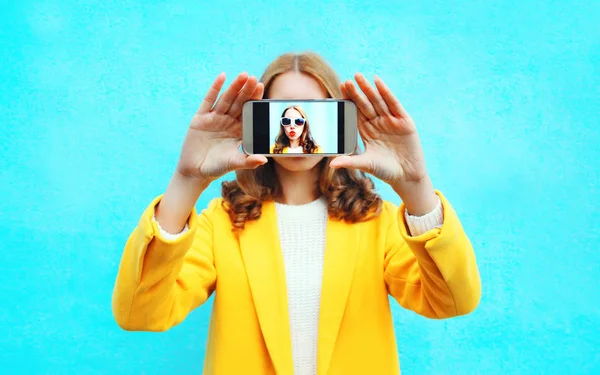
[229,153,268,171]
[329,154,373,173]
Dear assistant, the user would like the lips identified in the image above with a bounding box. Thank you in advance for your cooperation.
[289,131,296,137]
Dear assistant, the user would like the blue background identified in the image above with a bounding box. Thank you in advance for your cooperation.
[268,101,338,153]
[1,0,599,374]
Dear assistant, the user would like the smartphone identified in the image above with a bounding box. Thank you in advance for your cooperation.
[242,99,358,156]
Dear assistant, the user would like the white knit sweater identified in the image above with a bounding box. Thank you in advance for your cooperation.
[274,197,328,375]
[153,195,444,375]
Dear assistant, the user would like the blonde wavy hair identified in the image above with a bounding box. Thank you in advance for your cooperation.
[221,51,382,231]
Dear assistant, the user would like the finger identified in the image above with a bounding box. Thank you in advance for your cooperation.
[213,72,249,114]
[328,153,374,174]
[235,82,265,122]
[227,76,258,118]
[374,75,409,118]
[251,81,264,100]
[356,111,376,141]
[229,153,268,171]
[344,79,377,120]
[197,73,226,114]
[342,81,370,139]
[355,73,390,116]
[345,80,378,141]
[340,82,350,99]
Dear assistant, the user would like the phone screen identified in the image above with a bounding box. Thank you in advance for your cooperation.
[250,100,346,155]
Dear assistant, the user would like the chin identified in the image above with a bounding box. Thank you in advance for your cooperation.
[273,156,323,172]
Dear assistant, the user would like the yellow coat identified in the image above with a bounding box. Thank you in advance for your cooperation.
[112,190,481,374]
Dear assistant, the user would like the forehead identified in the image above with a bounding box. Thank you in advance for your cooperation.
[268,71,328,99]
[283,108,302,117]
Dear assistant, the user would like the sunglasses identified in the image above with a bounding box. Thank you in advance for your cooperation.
[280,117,306,127]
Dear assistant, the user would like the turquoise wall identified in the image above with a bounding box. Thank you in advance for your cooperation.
[1,0,598,373]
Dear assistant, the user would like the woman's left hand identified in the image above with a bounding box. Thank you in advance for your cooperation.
[330,73,438,214]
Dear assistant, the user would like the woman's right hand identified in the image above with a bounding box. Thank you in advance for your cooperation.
[176,72,268,182]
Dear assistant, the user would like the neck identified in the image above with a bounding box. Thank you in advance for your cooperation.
[274,164,321,205]
[289,139,300,148]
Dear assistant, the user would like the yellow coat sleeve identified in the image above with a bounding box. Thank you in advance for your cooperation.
[383,190,481,319]
[111,195,218,331]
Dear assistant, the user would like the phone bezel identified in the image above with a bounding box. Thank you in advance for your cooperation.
[241,99,358,156]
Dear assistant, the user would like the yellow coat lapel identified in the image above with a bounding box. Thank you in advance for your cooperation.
[317,218,360,375]
[238,201,294,374]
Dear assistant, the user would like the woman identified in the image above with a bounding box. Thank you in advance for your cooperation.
[270,105,322,154]
[112,52,481,375]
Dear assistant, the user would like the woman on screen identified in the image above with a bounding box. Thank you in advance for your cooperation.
[270,105,323,154]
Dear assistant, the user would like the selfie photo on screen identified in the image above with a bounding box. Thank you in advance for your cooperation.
[268,102,338,154]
